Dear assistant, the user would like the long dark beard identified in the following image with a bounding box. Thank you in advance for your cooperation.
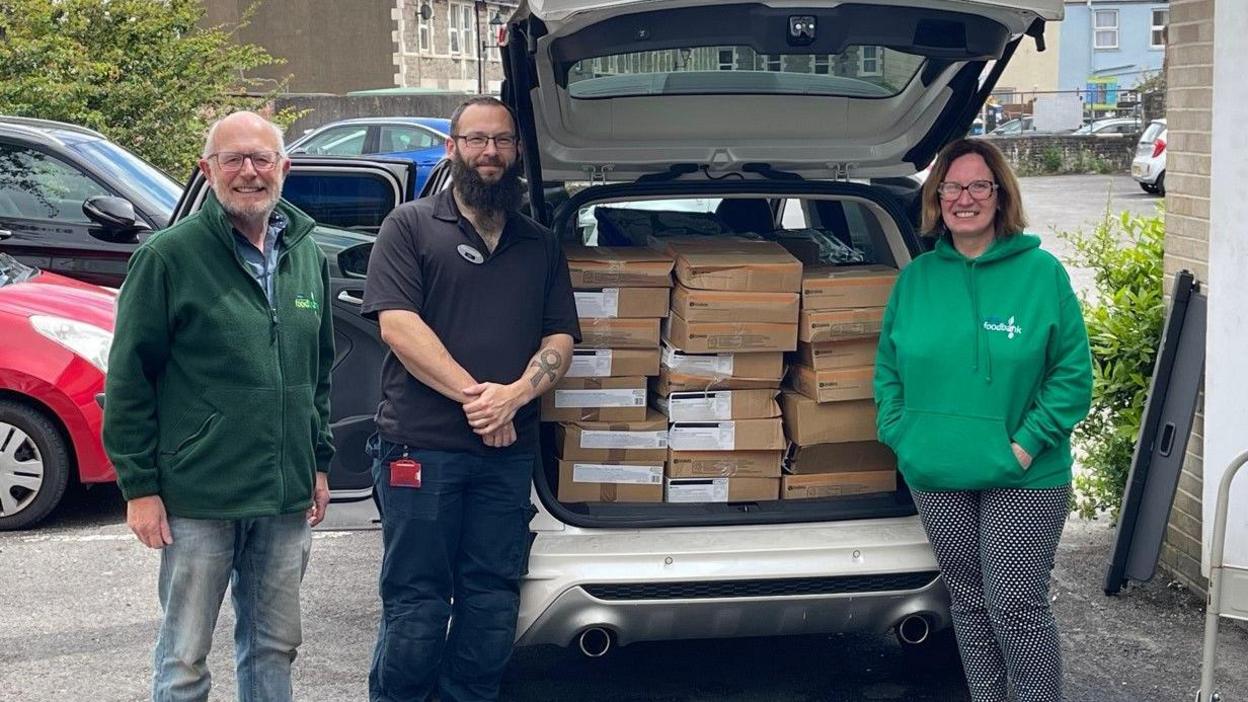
[451,156,525,215]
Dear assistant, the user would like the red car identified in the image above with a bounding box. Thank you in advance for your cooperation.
[0,253,115,529]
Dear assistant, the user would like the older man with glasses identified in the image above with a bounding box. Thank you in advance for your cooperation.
[104,111,334,702]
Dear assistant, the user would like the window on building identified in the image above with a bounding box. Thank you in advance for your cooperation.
[1151,8,1169,49]
[813,55,830,75]
[1094,9,1119,50]
[462,4,476,59]
[859,46,881,76]
[449,3,461,55]
[418,7,431,53]
[718,48,734,71]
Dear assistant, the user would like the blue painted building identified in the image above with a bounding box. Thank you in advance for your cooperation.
[1058,0,1168,111]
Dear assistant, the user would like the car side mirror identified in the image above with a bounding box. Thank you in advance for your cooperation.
[337,242,373,279]
[83,196,149,244]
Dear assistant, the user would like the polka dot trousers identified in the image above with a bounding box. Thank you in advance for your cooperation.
[911,486,1071,702]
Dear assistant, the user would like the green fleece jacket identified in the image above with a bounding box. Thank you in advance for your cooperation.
[874,233,1092,492]
[103,193,334,519]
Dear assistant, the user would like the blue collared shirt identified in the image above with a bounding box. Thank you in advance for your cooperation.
[232,212,288,305]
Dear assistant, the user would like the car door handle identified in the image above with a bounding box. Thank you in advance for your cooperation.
[337,290,364,305]
[0,229,11,240]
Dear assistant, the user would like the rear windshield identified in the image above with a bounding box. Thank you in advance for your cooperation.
[568,45,925,99]
[1139,121,1166,143]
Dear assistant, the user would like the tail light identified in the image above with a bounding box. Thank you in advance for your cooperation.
[1152,137,1167,159]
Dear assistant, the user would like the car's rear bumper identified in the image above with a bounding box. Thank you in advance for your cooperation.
[1131,156,1162,184]
[516,516,946,647]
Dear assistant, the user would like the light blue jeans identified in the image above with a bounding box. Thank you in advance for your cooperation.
[152,512,312,702]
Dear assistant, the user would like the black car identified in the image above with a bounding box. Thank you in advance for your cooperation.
[0,115,389,286]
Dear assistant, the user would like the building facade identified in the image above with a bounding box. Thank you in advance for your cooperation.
[1058,0,1169,109]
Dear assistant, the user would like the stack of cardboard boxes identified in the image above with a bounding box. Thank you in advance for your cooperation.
[655,239,803,503]
[549,246,675,503]
[782,265,900,498]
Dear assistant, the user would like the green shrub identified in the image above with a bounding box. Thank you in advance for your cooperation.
[1060,206,1166,520]
[1042,145,1064,173]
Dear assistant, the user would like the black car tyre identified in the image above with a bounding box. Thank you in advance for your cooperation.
[0,400,71,530]
[1155,171,1166,196]
[1140,183,1157,194]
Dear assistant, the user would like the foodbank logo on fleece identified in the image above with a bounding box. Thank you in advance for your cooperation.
[983,315,1022,339]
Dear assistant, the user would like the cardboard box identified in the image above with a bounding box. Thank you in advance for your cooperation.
[652,389,780,422]
[667,450,784,478]
[795,337,879,371]
[670,285,799,323]
[779,391,877,446]
[667,239,802,293]
[558,460,665,503]
[555,411,669,462]
[574,287,670,319]
[786,441,897,474]
[565,246,674,289]
[577,318,661,349]
[798,308,885,343]
[781,471,897,499]
[801,265,898,310]
[665,477,780,503]
[661,343,785,381]
[566,348,661,378]
[541,377,648,422]
[788,364,874,404]
[667,417,786,452]
[665,313,797,354]
[652,368,782,394]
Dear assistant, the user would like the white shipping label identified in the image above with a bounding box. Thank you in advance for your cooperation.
[580,430,669,450]
[554,388,646,408]
[666,478,729,503]
[566,350,613,377]
[573,463,663,485]
[668,422,737,451]
[662,344,734,376]
[574,288,620,318]
[668,392,733,422]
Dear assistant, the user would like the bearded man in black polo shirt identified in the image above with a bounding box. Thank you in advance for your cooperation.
[361,96,580,702]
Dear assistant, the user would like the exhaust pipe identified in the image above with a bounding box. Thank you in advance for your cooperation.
[577,627,613,658]
[896,614,931,646]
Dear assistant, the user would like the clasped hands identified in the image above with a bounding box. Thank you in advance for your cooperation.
[462,381,532,448]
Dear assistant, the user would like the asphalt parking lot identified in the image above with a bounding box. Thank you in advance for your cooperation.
[7,176,1243,702]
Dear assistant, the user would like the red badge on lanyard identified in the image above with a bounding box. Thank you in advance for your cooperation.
[390,457,422,488]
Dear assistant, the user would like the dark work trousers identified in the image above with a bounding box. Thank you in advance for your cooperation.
[366,435,536,702]
[910,486,1071,702]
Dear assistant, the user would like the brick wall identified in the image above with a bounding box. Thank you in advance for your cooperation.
[983,134,1139,175]
[1157,0,1213,595]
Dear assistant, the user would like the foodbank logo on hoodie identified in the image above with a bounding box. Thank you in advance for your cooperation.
[983,315,1022,339]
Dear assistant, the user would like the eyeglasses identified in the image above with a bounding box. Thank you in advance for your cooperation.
[453,134,519,150]
[937,180,998,201]
[206,151,282,172]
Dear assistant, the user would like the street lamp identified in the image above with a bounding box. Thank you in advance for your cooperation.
[476,6,508,95]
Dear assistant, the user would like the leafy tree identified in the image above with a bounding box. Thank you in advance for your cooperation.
[0,0,294,178]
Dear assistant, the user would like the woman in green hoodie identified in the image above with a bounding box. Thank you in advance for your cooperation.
[875,138,1092,702]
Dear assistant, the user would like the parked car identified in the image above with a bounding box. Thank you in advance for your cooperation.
[989,116,1034,135]
[288,117,451,193]
[1132,118,1167,195]
[1073,117,1142,135]
[322,0,1065,660]
[0,253,115,529]
[0,115,384,287]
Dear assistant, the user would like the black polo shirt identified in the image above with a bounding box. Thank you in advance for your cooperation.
[362,188,581,454]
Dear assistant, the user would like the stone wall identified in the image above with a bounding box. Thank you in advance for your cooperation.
[983,134,1140,175]
[276,93,474,139]
[1158,0,1213,596]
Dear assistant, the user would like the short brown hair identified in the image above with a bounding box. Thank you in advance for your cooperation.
[919,138,1027,238]
[450,96,518,136]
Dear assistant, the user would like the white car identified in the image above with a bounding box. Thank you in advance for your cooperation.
[1132,119,1167,195]
[486,0,1065,658]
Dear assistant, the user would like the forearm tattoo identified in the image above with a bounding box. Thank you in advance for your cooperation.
[530,349,563,388]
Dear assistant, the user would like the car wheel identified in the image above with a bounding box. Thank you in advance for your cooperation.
[1155,171,1166,196]
[0,400,72,531]
[1140,183,1156,194]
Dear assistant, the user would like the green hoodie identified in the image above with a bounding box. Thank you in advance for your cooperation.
[874,233,1092,492]
[104,192,334,519]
